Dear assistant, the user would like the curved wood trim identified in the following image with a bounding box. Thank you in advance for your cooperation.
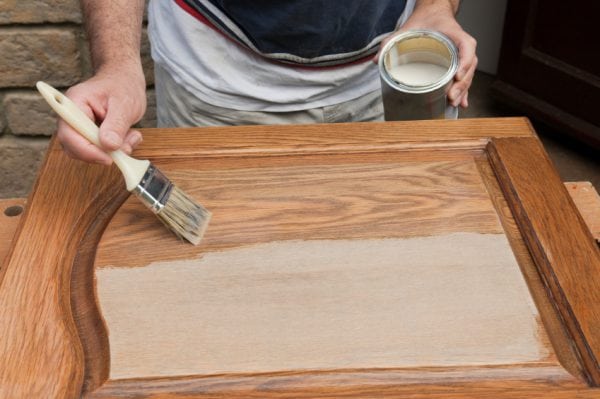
[0,139,125,398]
[71,186,130,394]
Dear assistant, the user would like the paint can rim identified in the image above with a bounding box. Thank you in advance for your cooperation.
[378,29,459,94]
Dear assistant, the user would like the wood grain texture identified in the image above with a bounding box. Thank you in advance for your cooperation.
[2,118,599,398]
[129,118,535,159]
[0,198,26,270]
[564,182,600,242]
[97,234,551,379]
[96,153,503,268]
[489,137,600,385]
[476,159,585,381]
[0,140,126,398]
[71,187,131,394]
[88,367,594,399]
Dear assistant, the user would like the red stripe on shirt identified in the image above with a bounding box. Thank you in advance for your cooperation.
[173,0,374,70]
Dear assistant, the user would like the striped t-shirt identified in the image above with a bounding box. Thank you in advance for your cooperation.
[148,0,415,111]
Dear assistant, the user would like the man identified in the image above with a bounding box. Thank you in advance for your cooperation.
[58,0,477,165]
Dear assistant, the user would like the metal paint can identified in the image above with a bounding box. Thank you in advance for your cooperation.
[378,30,459,121]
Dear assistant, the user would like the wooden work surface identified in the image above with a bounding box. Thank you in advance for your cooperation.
[0,118,599,398]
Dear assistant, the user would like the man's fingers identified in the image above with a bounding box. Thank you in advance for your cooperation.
[449,56,477,107]
[455,34,477,81]
[460,91,469,108]
[124,130,143,151]
[56,92,113,164]
[98,97,141,152]
[57,120,113,165]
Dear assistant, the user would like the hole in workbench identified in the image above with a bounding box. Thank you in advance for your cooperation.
[4,205,23,217]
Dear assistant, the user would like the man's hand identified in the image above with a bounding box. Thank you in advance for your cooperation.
[57,62,146,165]
[58,0,146,164]
[375,0,477,108]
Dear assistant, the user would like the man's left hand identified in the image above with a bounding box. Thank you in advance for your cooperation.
[375,0,477,108]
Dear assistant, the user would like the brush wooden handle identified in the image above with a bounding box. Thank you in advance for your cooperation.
[36,81,150,191]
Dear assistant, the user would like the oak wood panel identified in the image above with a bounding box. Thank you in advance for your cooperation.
[0,141,126,398]
[130,117,535,159]
[93,148,564,383]
[96,152,503,269]
[2,118,599,398]
[4,180,600,276]
[488,137,600,385]
[476,159,586,381]
[2,180,596,388]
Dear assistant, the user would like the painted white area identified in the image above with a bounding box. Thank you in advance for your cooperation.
[97,233,545,379]
[388,62,448,86]
[456,0,508,74]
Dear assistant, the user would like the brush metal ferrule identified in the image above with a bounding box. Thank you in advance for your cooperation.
[132,164,173,214]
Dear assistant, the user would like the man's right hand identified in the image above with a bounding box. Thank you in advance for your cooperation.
[56,62,147,165]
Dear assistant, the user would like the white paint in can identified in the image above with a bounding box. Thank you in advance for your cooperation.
[387,62,449,86]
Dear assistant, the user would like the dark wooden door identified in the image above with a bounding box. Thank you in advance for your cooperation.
[493,0,600,148]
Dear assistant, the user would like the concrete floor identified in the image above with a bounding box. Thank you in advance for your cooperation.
[464,71,599,188]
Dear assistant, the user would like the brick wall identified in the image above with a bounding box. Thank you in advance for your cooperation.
[0,1,156,198]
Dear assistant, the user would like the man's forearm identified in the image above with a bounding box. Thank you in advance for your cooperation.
[414,0,460,15]
[80,0,145,71]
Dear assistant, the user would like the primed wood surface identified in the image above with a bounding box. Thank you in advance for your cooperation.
[98,233,546,379]
[1,118,599,398]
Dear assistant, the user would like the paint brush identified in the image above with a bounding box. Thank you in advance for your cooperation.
[36,81,211,245]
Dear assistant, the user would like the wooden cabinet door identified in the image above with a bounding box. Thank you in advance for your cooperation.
[1,118,599,398]
[493,0,600,148]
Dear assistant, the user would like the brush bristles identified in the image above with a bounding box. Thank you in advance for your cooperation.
[156,186,212,245]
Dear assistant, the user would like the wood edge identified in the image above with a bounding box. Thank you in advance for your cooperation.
[86,365,584,398]
[137,117,535,137]
[71,187,131,394]
[0,135,128,397]
[0,136,59,288]
[474,157,586,381]
[487,137,600,385]
[0,137,87,398]
[564,182,600,242]
[134,139,492,160]
[131,117,535,158]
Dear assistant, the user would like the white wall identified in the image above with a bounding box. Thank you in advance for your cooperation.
[455,0,508,75]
